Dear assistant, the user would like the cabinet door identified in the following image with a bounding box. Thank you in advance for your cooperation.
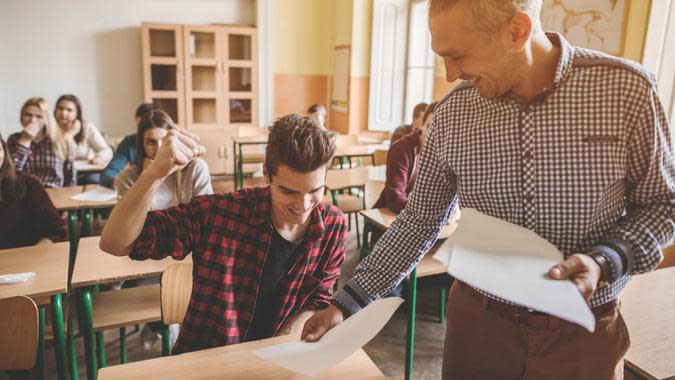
[183,25,223,129]
[141,23,185,127]
[221,27,258,128]
[192,128,235,175]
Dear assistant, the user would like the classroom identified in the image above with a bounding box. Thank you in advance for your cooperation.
[1,0,674,379]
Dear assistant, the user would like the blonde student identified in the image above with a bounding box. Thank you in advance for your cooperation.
[7,97,75,188]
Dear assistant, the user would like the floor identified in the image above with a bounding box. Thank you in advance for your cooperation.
[2,176,641,380]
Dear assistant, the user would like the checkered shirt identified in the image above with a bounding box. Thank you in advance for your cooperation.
[131,186,347,354]
[8,133,75,188]
[335,33,675,315]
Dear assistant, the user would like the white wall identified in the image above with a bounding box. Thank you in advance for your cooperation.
[0,0,256,139]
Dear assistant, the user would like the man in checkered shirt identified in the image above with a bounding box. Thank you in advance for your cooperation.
[303,1,674,379]
[100,114,347,354]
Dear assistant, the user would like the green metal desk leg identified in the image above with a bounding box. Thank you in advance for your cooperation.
[440,287,447,323]
[232,141,239,189]
[51,294,68,380]
[68,210,78,246]
[96,330,106,368]
[331,190,338,206]
[161,326,171,356]
[82,209,92,237]
[37,307,45,380]
[81,288,98,380]
[238,144,244,189]
[360,221,370,260]
[67,299,79,380]
[405,269,418,380]
[119,327,127,364]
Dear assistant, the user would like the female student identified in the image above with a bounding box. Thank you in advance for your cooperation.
[116,109,213,209]
[307,104,327,128]
[7,97,75,188]
[0,134,65,249]
[54,94,113,183]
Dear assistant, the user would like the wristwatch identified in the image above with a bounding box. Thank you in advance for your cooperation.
[587,251,612,289]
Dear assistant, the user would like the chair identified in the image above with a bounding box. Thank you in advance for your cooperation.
[0,296,39,371]
[334,134,360,168]
[235,127,268,189]
[657,244,675,269]
[160,262,194,355]
[372,149,388,166]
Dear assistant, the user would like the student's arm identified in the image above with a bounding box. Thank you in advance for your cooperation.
[99,129,206,256]
[381,143,413,213]
[100,136,134,189]
[7,133,31,171]
[86,123,113,165]
[25,176,66,243]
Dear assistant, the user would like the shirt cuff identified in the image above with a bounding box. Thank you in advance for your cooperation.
[332,280,372,317]
[589,238,633,282]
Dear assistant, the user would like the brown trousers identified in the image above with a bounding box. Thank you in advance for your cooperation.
[443,281,630,380]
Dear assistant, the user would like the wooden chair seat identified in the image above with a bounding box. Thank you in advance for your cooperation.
[91,284,161,331]
[334,194,365,214]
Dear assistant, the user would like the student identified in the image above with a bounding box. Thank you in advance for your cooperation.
[391,102,428,144]
[7,97,75,188]
[55,94,113,184]
[303,1,674,379]
[115,109,213,210]
[100,103,155,189]
[100,114,347,353]
[374,102,437,213]
[0,134,66,249]
[307,104,327,128]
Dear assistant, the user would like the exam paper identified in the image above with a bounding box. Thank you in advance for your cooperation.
[71,186,118,202]
[432,208,595,332]
[254,297,403,375]
[0,272,36,284]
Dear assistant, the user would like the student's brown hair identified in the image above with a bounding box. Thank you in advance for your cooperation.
[412,102,429,121]
[423,101,439,124]
[55,94,86,144]
[135,109,174,174]
[0,134,26,203]
[265,113,336,177]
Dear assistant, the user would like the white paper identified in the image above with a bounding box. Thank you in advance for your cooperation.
[432,208,595,332]
[71,186,118,202]
[254,297,403,375]
[74,161,102,171]
[0,272,36,284]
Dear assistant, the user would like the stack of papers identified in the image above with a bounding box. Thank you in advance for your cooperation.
[71,186,118,202]
[0,272,36,284]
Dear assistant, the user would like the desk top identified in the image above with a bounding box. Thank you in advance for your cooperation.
[78,184,118,209]
[75,160,107,173]
[0,242,70,299]
[97,335,385,380]
[46,186,85,211]
[359,208,456,239]
[621,266,675,380]
[326,166,386,191]
[232,135,269,145]
[71,237,185,288]
[335,144,386,158]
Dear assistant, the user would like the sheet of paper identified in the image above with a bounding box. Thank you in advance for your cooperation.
[254,297,403,375]
[0,272,36,284]
[432,208,595,332]
[74,161,102,171]
[71,186,118,202]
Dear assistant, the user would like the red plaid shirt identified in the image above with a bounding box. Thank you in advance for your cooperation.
[131,186,347,354]
[8,133,75,188]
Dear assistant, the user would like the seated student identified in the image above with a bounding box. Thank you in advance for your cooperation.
[55,94,113,184]
[100,103,155,189]
[307,104,327,128]
[100,114,347,353]
[390,102,428,144]
[115,109,213,209]
[0,134,66,249]
[374,102,438,213]
[8,97,75,188]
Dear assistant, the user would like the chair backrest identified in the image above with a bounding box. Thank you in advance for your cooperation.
[160,262,194,325]
[372,149,388,166]
[0,296,39,370]
[657,244,675,269]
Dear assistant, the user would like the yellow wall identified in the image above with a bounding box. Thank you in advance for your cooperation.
[351,0,372,77]
[333,0,353,46]
[623,0,651,62]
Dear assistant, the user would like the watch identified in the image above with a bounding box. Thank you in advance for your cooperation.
[587,251,612,289]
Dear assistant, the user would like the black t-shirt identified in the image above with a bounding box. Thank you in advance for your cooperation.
[246,227,301,340]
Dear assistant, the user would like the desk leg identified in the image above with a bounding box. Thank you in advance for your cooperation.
[238,144,244,189]
[67,296,79,380]
[68,211,78,246]
[161,326,171,356]
[82,209,92,237]
[51,294,68,380]
[405,269,418,380]
[37,307,45,380]
[232,141,239,190]
[80,288,98,380]
[439,288,447,323]
[360,221,370,260]
[119,327,127,364]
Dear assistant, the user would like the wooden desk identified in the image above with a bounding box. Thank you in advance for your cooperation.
[72,236,186,379]
[621,266,675,380]
[326,166,386,192]
[0,242,71,380]
[47,186,86,212]
[358,207,457,380]
[232,135,269,190]
[97,335,386,380]
[334,144,387,168]
[75,160,107,174]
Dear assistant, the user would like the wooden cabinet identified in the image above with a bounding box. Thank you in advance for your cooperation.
[141,23,258,174]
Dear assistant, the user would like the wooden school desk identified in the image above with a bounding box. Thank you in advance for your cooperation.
[0,242,71,380]
[621,266,675,380]
[71,236,186,380]
[359,207,457,380]
[334,144,387,168]
[97,335,386,380]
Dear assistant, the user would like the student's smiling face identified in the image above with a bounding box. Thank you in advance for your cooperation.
[266,164,326,225]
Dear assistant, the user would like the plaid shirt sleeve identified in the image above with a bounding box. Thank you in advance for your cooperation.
[8,134,30,171]
[63,155,76,187]
[334,113,459,316]
[130,194,212,261]
[603,81,675,275]
[303,213,348,310]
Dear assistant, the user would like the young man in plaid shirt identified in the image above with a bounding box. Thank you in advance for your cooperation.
[100,114,347,354]
[303,1,674,379]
